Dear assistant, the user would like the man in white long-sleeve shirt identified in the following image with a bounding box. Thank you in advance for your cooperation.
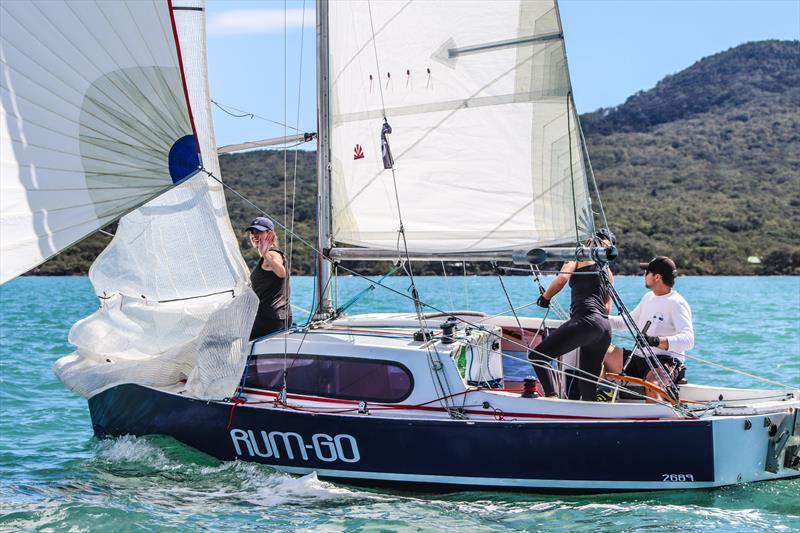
[603,256,694,400]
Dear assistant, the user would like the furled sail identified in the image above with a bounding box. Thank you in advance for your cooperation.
[328,0,594,253]
[0,0,202,283]
[51,0,257,400]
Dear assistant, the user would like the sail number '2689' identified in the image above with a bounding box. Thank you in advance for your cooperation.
[230,429,360,463]
[662,473,694,482]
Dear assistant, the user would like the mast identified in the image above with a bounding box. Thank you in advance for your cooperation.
[314,0,333,318]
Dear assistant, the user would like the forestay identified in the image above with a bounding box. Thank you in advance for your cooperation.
[52,0,257,400]
[0,0,201,283]
[328,0,594,254]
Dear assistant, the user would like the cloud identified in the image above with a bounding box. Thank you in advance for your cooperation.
[207,8,314,35]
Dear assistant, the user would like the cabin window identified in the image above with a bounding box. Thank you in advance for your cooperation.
[247,355,414,403]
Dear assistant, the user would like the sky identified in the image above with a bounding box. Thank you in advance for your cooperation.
[205,0,800,149]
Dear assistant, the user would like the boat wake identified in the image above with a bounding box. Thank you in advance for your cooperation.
[89,435,375,507]
[1,433,797,531]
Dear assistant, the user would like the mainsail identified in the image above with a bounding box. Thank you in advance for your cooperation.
[327,0,594,253]
[0,0,201,283]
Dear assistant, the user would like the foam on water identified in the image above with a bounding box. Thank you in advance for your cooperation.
[94,435,171,466]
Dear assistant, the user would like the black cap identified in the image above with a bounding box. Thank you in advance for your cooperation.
[640,256,677,283]
[594,228,616,246]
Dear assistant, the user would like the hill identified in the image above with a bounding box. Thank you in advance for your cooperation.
[582,40,800,274]
[31,40,800,276]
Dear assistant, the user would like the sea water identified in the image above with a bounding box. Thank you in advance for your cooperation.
[1,275,798,531]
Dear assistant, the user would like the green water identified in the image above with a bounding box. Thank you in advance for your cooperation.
[1,276,798,531]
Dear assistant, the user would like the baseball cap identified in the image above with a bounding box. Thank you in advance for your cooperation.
[246,216,274,232]
[640,256,677,282]
[594,228,617,246]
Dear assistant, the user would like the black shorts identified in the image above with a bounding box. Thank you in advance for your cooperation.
[250,316,293,340]
[622,348,683,381]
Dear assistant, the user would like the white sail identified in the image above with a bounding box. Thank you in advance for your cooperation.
[0,0,202,283]
[328,0,594,253]
[54,0,257,400]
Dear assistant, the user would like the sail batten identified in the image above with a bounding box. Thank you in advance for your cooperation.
[328,0,593,254]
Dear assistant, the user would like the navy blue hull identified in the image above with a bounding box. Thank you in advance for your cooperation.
[89,384,716,491]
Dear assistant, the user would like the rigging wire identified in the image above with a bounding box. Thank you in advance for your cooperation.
[206,171,795,405]
[211,99,303,132]
[288,0,307,287]
[364,0,456,413]
[578,117,608,231]
[601,270,679,400]
[441,260,456,312]
[463,262,469,309]
[611,336,798,391]
[323,262,688,413]
[530,265,568,320]
[493,262,535,348]
[566,92,581,245]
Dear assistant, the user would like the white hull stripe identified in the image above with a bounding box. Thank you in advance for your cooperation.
[265,465,799,490]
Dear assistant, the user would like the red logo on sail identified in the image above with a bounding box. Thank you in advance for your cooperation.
[353,144,365,159]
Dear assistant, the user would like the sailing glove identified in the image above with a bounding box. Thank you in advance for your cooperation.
[536,295,550,308]
[644,335,661,347]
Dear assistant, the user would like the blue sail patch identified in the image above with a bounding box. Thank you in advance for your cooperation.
[168,134,201,184]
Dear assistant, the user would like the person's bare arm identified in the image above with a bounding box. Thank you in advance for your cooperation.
[604,268,614,314]
[542,261,576,300]
[258,233,287,278]
[262,250,286,278]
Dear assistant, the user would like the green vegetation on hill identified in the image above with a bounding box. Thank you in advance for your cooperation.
[32,40,800,276]
[584,40,800,275]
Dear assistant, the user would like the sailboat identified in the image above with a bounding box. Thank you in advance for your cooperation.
[1,0,798,492]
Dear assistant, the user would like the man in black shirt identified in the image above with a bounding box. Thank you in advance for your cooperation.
[246,216,292,340]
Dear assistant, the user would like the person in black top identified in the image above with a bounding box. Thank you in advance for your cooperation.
[529,229,616,401]
[246,216,292,340]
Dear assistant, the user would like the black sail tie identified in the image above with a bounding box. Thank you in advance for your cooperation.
[381,118,394,169]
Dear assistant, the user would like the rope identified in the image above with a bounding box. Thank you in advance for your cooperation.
[290,273,685,412]
[364,0,455,414]
[635,342,799,391]
[274,387,481,415]
[204,170,791,412]
[225,397,248,430]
